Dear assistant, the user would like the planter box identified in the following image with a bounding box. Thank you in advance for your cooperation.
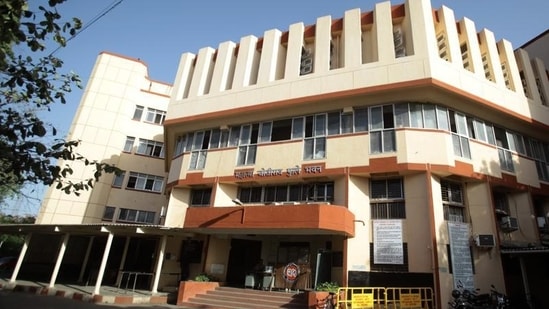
[308,291,333,309]
[176,281,219,305]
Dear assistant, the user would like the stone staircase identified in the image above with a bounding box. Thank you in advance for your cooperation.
[178,286,308,309]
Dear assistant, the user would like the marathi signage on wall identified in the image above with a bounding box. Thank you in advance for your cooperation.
[447,221,474,290]
[234,164,323,179]
[373,220,403,264]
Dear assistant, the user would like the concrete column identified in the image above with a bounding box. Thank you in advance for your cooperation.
[172,52,196,100]
[497,39,523,94]
[284,22,305,79]
[257,29,282,84]
[210,41,237,93]
[233,35,259,89]
[152,235,168,293]
[458,18,484,77]
[188,47,216,97]
[515,49,542,102]
[532,57,549,105]
[479,29,505,87]
[435,6,462,67]
[405,0,437,58]
[372,1,394,62]
[10,233,32,284]
[78,236,95,282]
[93,232,114,295]
[49,233,70,288]
[115,236,131,287]
[314,15,332,74]
[343,8,362,68]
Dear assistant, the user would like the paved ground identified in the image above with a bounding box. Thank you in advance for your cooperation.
[0,290,182,309]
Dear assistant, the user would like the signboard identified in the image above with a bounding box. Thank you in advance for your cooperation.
[447,221,474,290]
[373,220,403,264]
[400,293,421,308]
[351,293,374,309]
[283,263,300,283]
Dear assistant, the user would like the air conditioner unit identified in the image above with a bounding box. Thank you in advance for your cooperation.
[500,216,519,232]
[474,234,495,248]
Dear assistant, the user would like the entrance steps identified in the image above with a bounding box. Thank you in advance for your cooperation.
[178,286,308,309]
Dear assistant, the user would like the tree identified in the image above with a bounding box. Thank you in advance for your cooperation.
[0,213,35,256]
[0,0,122,199]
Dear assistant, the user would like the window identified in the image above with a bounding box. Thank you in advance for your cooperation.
[189,131,209,170]
[132,105,144,121]
[461,43,471,71]
[303,114,327,160]
[441,180,465,222]
[370,105,396,154]
[145,108,166,124]
[492,191,510,215]
[118,208,155,224]
[494,127,514,172]
[300,46,314,75]
[237,182,334,204]
[393,27,406,58]
[190,188,212,206]
[354,107,368,132]
[123,136,135,152]
[449,111,471,159]
[102,206,115,221]
[112,172,125,188]
[127,172,164,193]
[237,124,258,166]
[136,138,164,158]
[528,139,549,181]
[370,178,405,219]
[259,119,293,143]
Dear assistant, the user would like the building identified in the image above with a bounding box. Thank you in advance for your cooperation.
[1,0,548,308]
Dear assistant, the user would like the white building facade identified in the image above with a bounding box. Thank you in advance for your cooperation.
[3,0,548,308]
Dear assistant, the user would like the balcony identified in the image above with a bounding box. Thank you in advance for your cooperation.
[183,203,355,236]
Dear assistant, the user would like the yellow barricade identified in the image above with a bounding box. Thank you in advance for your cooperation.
[335,287,435,309]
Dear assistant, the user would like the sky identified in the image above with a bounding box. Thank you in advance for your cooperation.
[3,0,548,216]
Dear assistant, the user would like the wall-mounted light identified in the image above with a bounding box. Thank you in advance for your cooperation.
[354,220,365,226]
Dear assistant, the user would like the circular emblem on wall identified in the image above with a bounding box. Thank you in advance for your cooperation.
[283,262,300,282]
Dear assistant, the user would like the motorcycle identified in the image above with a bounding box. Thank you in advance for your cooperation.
[448,286,511,309]
[490,285,511,309]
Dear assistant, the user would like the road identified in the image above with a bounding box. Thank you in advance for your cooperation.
[0,290,183,309]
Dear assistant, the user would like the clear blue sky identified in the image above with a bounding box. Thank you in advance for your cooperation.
[4,0,548,216]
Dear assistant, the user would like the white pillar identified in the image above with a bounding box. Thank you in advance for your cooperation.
[188,47,216,97]
[78,236,94,282]
[343,8,362,68]
[116,236,131,287]
[372,1,394,62]
[172,52,196,100]
[233,35,259,89]
[210,41,237,93]
[49,233,70,288]
[314,15,332,74]
[10,233,32,284]
[151,235,168,293]
[94,232,114,295]
[257,29,282,84]
[284,22,305,79]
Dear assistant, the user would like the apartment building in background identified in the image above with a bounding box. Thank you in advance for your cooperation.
[2,0,548,308]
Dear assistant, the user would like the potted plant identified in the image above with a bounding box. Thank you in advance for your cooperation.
[308,281,340,308]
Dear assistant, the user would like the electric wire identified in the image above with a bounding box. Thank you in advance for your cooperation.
[49,0,124,56]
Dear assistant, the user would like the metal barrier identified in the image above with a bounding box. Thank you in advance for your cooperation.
[335,287,435,309]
